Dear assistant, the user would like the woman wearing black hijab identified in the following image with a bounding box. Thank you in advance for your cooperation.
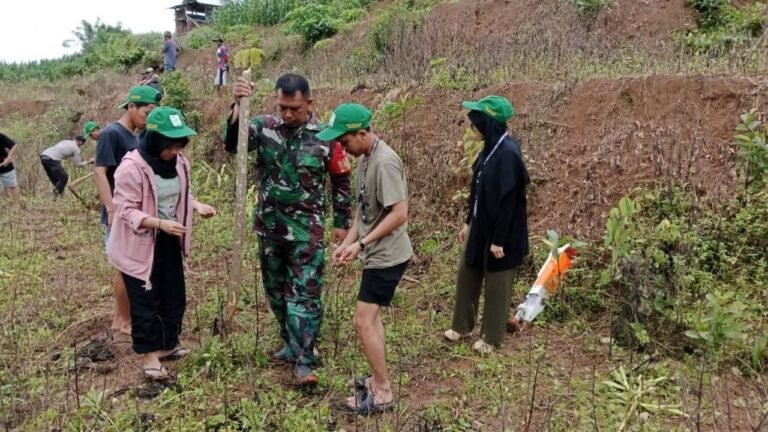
[109,107,216,380]
[444,95,530,354]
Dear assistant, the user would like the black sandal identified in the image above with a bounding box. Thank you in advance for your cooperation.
[344,387,395,415]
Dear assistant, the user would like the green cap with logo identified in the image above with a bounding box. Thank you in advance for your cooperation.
[145,107,197,139]
[461,95,515,123]
[316,103,372,141]
[118,85,162,109]
[83,121,100,137]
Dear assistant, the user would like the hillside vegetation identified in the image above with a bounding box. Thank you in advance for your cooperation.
[1,0,768,430]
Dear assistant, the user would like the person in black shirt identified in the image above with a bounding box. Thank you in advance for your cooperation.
[93,85,161,335]
[0,132,20,203]
[444,95,530,354]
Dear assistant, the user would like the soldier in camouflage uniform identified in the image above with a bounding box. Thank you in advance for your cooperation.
[226,73,352,386]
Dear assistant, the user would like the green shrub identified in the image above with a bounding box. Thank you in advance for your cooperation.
[161,71,192,112]
[85,32,148,71]
[681,1,765,53]
[689,0,729,28]
[182,26,219,50]
[283,3,342,46]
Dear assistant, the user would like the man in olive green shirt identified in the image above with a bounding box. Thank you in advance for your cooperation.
[327,103,412,414]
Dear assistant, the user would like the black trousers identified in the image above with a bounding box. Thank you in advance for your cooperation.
[123,231,186,354]
[40,156,68,196]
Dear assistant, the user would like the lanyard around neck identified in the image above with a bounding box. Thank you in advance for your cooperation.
[473,132,508,217]
[360,138,380,196]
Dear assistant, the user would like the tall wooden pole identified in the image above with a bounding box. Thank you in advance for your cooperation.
[225,68,252,328]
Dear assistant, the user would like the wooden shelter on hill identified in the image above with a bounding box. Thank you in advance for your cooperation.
[170,0,221,34]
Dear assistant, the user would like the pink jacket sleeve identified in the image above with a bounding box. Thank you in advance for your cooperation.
[114,160,152,233]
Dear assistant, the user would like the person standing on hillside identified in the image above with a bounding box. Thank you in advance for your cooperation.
[226,73,353,386]
[213,37,228,95]
[40,135,94,197]
[0,132,20,204]
[110,107,216,381]
[444,95,530,354]
[162,31,180,73]
[93,85,161,336]
[325,103,413,414]
[83,121,101,142]
[139,68,164,95]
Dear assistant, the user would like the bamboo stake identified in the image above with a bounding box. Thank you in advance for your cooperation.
[224,68,252,329]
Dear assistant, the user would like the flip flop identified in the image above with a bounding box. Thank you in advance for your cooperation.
[344,387,395,415]
[140,365,174,382]
[347,374,371,390]
[159,347,190,361]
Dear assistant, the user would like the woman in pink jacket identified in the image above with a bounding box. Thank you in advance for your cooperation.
[109,107,216,381]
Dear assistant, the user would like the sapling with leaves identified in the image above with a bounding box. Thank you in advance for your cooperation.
[734,109,768,198]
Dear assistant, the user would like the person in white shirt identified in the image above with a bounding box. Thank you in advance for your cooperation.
[40,135,94,197]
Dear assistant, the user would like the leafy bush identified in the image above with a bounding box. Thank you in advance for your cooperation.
[182,26,219,50]
[161,71,192,112]
[681,1,765,53]
[689,0,729,28]
[734,109,768,194]
[283,1,366,46]
[85,32,148,71]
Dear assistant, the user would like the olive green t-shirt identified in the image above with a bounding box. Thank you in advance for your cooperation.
[357,140,413,269]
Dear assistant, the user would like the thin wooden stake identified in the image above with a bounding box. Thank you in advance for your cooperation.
[225,68,252,329]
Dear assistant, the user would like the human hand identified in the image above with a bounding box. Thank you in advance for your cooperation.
[333,245,348,266]
[196,203,217,218]
[490,244,505,259]
[332,228,348,244]
[160,220,187,237]
[459,224,468,243]
[233,77,255,102]
[338,243,362,264]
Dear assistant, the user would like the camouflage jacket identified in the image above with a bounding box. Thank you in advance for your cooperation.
[225,112,353,242]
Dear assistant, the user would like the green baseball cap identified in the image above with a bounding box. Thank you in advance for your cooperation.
[145,107,197,139]
[316,103,372,141]
[461,95,515,123]
[83,121,100,136]
[118,85,162,109]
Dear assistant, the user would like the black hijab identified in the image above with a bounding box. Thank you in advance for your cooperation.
[468,110,508,156]
[138,131,183,179]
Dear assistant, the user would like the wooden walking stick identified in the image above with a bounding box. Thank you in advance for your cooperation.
[224,68,252,329]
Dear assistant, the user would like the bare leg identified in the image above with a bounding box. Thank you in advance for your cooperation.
[347,301,394,407]
[8,186,20,204]
[112,271,132,335]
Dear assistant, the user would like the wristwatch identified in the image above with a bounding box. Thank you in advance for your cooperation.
[358,240,366,250]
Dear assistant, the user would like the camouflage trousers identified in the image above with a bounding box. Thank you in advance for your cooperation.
[258,236,325,367]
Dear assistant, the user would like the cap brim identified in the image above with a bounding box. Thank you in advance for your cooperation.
[316,127,345,141]
[461,101,483,111]
[157,126,198,139]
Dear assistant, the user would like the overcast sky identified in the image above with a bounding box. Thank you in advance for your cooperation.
[0,0,182,63]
